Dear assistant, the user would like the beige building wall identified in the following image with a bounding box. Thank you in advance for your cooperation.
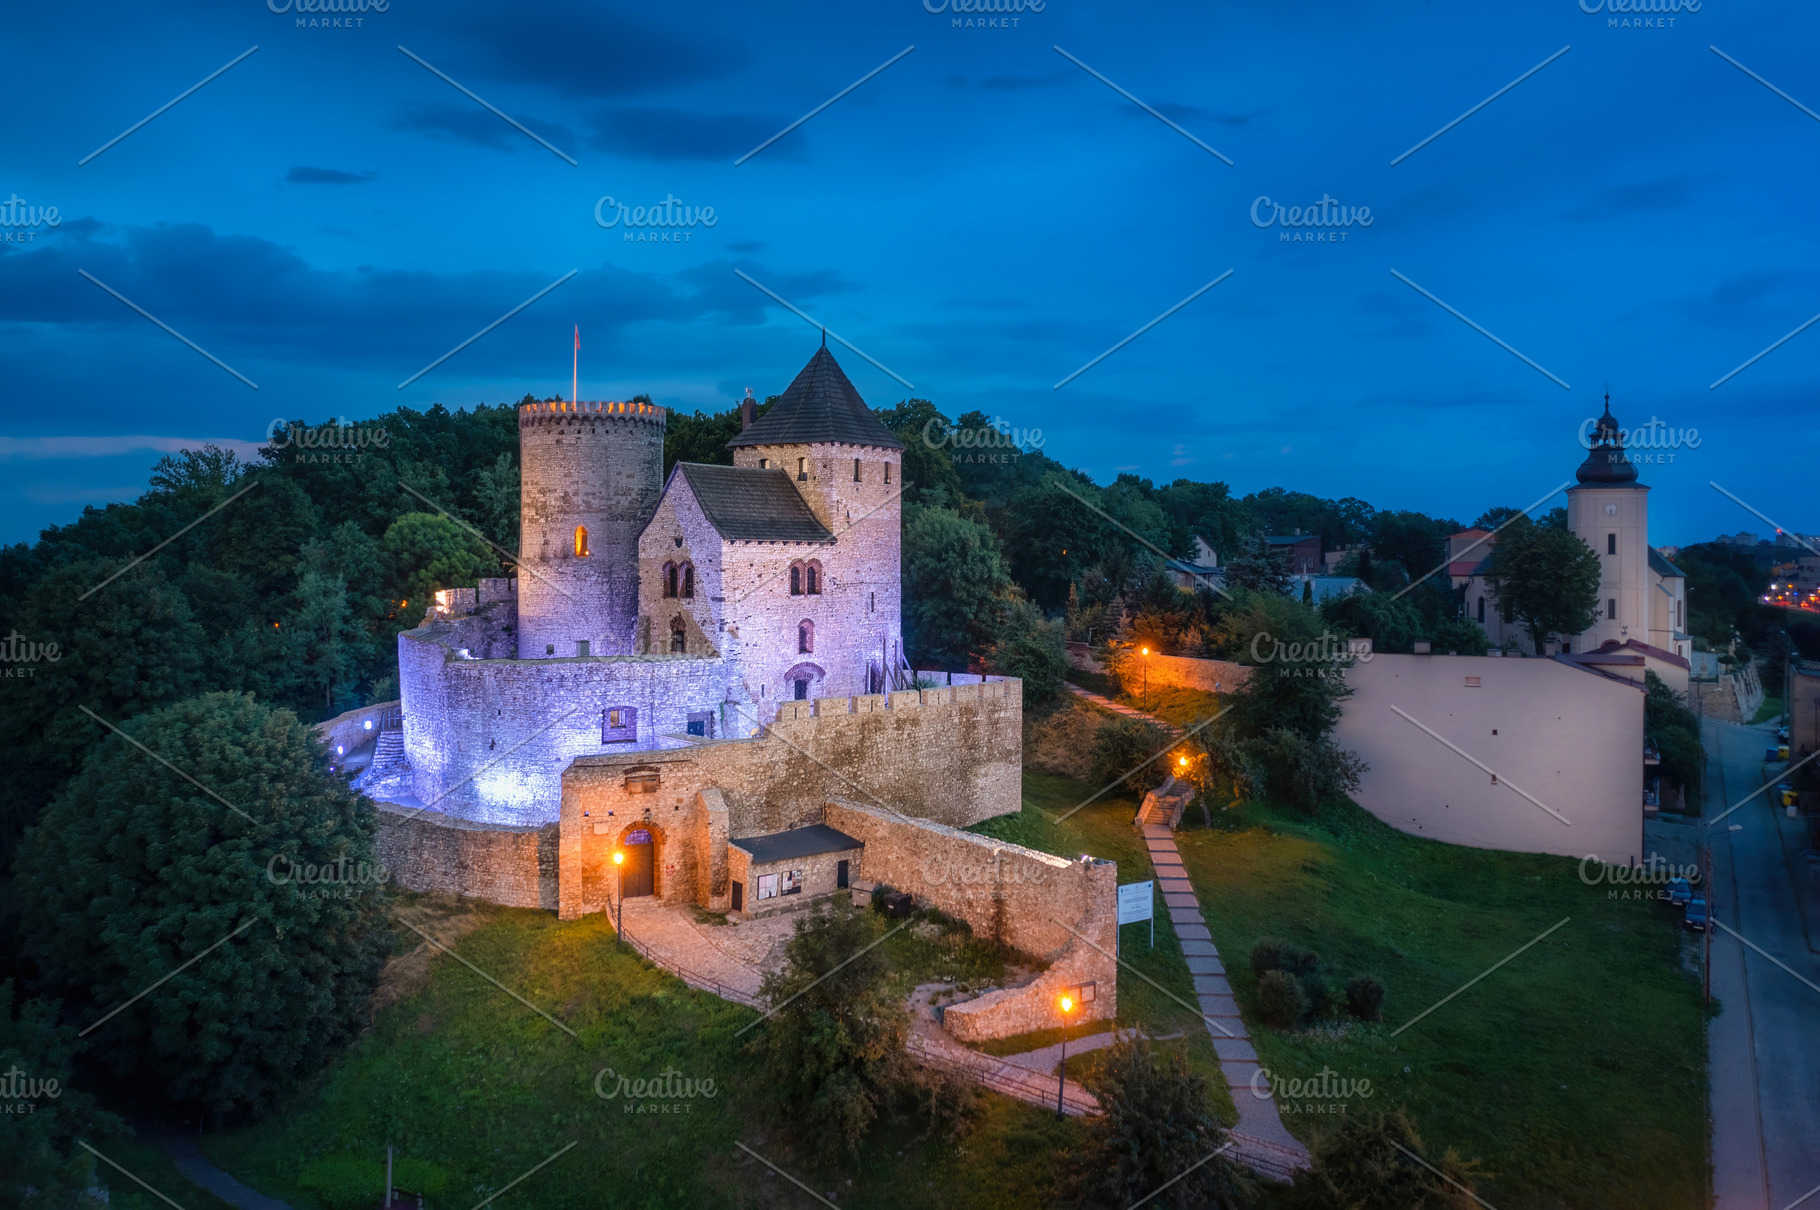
[1333,653,1645,864]
[1568,483,1651,652]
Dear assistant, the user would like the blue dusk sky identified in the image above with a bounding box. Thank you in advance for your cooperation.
[2,0,1816,547]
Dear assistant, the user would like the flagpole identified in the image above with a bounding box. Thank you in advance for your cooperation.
[572,325,578,405]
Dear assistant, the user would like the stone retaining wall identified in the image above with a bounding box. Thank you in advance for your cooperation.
[822,800,1117,1039]
[375,803,558,910]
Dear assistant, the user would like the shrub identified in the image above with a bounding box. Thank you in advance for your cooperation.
[1346,974,1386,1022]
[1278,1109,1485,1209]
[1089,714,1172,796]
[1075,1038,1252,1209]
[1257,970,1309,1030]
[1250,937,1298,978]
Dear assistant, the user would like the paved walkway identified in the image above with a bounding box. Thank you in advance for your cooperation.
[1066,684,1185,736]
[1139,820,1311,1170]
[140,1125,292,1210]
[1705,719,1820,1210]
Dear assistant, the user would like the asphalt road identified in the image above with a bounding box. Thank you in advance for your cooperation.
[1705,719,1820,1210]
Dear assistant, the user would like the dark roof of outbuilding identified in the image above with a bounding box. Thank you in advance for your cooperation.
[675,463,834,544]
[1649,548,1685,579]
[726,346,905,451]
[730,823,863,865]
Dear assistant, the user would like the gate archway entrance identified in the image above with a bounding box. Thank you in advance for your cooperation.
[620,827,654,898]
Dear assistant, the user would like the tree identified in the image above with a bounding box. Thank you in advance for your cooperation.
[876,399,963,503]
[381,512,500,622]
[1224,534,1290,595]
[987,595,1067,705]
[1321,591,1423,654]
[749,898,909,1158]
[1075,1037,1252,1210]
[901,502,1012,668]
[1481,516,1601,654]
[14,692,392,1118]
[0,980,124,1208]
[1644,670,1703,802]
[1278,1110,1485,1209]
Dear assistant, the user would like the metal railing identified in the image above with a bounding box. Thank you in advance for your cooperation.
[615,929,765,1010]
[906,1034,1100,1116]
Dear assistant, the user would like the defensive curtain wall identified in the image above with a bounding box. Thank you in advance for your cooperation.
[1333,653,1646,864]
[557,679,1023,915]
[822,800,1118,1040]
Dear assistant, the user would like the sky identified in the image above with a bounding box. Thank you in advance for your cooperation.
[2,0,1816,548]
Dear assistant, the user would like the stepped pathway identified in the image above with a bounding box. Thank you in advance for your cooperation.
[1141,820,1311,1170]
[1065,683,1185,736]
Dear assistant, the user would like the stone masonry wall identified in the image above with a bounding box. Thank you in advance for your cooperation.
[1137,653,1252,695]
[558,679,1023,919]
[728,845,860,919]
[375,802,558,910]
[823,800,1117,1039]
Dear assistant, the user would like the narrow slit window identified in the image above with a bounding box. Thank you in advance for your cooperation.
[573,526,590,557]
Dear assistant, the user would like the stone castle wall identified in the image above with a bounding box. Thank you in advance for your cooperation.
[558,679,1023,919]
[822,800,1118,1039]
[374,803,558,910]
[400,626,727,825]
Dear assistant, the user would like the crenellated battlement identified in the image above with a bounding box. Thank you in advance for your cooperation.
[519,399,665,426]
[769,677,1017,722]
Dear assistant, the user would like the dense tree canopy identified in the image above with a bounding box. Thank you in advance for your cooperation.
[1482,517,1602,654]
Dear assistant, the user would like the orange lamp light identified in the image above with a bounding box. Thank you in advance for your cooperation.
[613,851,625,865]
[1058,995,1075,1015]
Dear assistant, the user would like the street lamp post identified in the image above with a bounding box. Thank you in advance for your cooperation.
[612,849,625,947]
[1140,646,1150,695]
[1056,993,1077,1118]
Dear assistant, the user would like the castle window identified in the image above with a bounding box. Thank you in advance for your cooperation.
[574,526,590,557]
[1477,597,1485,623]
[759,458,768,469]
[1607,533,1617,555]
[798,619,814,654]
[670,615,686,653]
[681,563,694,599]
[805,560,822,595]
[602,706,637,743]
[790,564,803,595]
[797,457,807,481]
[854,457,862,482]
[663,562,679,598]
[1607,598,1617,619]
[884,462,891,484]
[869,590,875,613]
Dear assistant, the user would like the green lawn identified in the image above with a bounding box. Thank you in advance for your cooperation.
[1170,794,1707,1210]
[204,894,1089,1210]
[1750,695,1785,725]
[92,1134,241,1210]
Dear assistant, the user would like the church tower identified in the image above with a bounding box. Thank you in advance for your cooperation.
[1566,397,1649,652]
[516,398,666,659]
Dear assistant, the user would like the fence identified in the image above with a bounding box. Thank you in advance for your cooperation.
[616,929,765,1010]
[906,1034,1100,1117]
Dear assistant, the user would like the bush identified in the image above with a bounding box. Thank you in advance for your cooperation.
[1089,714,1173,795]
[298,1155,450,1210]
[1250,937,1300,978]
[1345,974,1386,1022]
[1278,1109,1485,1209]
[988,596,1068,706]
[1075,1038,1252,1209]
[15,691,392,1117]
[0,980,124,1207]
[1252,939,1329,1023]
[1257,970,1309,1030]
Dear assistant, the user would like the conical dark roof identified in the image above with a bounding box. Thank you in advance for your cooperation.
[1575,394,1639,486]
[726,346,905,450]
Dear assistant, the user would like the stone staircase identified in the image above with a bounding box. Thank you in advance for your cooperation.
[1140,820,1311,1173]
[1135,774,1195,830]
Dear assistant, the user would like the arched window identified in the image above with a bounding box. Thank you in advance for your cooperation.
[789,564,803,596]
[805,561,822,595]
[798,619,814,654]
[681,562,694,599]
[663,562,679,598]
[573,526,589,557]
[670,615,686,653]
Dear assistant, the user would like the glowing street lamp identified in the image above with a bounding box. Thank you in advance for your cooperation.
[1056,992,1078,1118]
[612,849,626,945]
[1140,646,1150,694]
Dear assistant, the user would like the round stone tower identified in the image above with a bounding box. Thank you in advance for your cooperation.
[516,398,666,659]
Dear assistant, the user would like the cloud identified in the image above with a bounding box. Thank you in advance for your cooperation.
[391,103,577,155]
[284,167,376,185]
[450,2,744,99]
[1561,175,1704,222]
[1119,101,1264,127]
[979,71,1073,90]
[587,106,800,162]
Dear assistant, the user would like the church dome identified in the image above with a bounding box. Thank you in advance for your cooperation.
[1575,396,1639,485]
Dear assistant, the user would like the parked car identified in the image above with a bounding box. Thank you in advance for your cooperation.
[1665,877,1693,906]
[1683,895,1711,932]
